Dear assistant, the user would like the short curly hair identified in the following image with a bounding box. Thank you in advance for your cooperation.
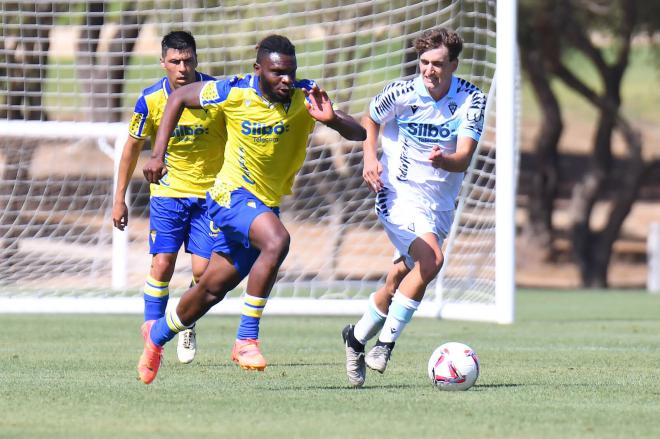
[256,34,296,63]
[414,28,463,61]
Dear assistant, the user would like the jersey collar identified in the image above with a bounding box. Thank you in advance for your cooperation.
[414,74,458,102]
[250,74,264,97]
[162,72,204,97]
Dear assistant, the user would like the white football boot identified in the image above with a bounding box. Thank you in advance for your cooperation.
[177,326,197,364]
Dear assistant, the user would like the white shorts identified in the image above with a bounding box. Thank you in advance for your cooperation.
[377,197,453,269]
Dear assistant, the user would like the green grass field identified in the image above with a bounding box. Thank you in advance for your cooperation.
[1,290,659,438]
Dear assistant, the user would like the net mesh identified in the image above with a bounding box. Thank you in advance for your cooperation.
[0,0,502,308]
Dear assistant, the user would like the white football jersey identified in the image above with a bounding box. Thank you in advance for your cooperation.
[369,75,486,212]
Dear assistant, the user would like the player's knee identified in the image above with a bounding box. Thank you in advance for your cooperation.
[199,268,234,298]
[261,230,290,262]
[194,280,228,305]
[191,268,205,282]
[151,255,176,279]
[418,255,444,284]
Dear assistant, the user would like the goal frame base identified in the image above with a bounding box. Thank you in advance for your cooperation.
[0,297,505,323]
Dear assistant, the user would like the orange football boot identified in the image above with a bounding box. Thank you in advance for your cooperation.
[231,339,267,371]
[137,320,163,384]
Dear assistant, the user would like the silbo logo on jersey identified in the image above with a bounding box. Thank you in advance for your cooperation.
[404,122,453,143]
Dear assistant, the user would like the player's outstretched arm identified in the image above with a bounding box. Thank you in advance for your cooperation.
[361,113,383,193]
[112,135,144,230]
[143,81,207,184]
[304,85,366,141]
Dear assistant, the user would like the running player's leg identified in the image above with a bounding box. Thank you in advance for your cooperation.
[176,198,214,364]
[354,258,410,344]
[143,197,189,322]
[364,205,450,374]
[138,251,243,384]
[365,233,442,373]
[230,210,289,370]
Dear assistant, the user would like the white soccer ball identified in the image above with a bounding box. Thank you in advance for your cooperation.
[427,342,480,391]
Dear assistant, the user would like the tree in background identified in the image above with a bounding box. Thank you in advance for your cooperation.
[76,1,146,122]
[518,0,563,261]
[0,1,55,121]
[519,0,659,287]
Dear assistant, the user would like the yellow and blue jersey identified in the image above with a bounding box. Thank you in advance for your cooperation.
[198,74,317,207]
[129,72,227,198]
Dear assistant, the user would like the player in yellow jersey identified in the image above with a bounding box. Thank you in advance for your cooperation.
[137,34,365,383]
[112,31,225,365]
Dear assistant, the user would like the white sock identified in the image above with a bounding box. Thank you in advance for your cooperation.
[378,290,420,343]
[353,293,387,344]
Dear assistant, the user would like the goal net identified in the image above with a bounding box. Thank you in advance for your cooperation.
[0,0,516,322]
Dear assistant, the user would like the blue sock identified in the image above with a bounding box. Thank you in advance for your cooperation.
[236,294,268,340]
[143,275,169,321]
[150,309,188,346]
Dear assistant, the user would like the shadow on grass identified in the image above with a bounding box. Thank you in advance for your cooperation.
[262,382,424,391]
[473,383,523,389]
[190,361,343,368]
[269,362,343,367]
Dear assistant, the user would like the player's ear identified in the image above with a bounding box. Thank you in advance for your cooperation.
[254,62,261,75]
[159,58,166,69]
[450,58,459,73]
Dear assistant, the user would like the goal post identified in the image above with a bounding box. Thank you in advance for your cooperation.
[0,0,517,323]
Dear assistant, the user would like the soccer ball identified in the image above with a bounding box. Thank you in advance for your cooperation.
[427,342,480,391]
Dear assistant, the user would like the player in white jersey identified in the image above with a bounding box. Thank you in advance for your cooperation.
[342,28,486,387]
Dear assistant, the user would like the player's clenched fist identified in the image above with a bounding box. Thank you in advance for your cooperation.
[143,157,168,184]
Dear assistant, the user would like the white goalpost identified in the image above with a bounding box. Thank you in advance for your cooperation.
[0,0,517,323]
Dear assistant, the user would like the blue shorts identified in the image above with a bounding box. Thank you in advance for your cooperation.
[206,187,280,278]
[148,196,215,258]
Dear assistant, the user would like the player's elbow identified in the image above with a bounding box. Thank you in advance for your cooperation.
[455,161,471,173]
[333,111,367,141]
[351,129,367,141]
[344,125,367,141]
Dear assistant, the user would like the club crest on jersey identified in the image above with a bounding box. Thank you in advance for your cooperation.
[245,99,252,107]
[150,230,157,243]
[247,201,256,208]
[411,105,419,114]
[448,101,457,115]
[407,223,416,232]
[209,220,221,234]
